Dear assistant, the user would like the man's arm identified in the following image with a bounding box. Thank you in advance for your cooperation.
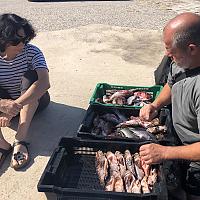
[151,83,172,110]
[14,68,50,106]
[139,142,200,164]
[139,83,172,121]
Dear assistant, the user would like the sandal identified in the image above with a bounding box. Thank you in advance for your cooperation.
[0,145,13,169]
[10,141,30,170]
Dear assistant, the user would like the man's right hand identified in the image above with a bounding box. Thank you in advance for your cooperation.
[139,103,158,121]
[0,99,22,116]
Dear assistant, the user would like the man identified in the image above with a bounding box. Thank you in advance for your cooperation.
[139,12,200,200]
[0,14,50,170]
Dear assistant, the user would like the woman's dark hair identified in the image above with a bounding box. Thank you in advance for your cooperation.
[0,13,36,52]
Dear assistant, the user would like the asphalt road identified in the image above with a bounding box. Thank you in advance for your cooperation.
[0,0,179,32]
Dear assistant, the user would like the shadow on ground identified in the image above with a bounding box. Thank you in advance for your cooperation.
[0,101,86,174]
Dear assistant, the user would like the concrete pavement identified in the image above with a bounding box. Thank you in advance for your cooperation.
[0,24,164,200]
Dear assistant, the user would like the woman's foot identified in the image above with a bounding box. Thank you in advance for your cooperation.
[10,141,30,170]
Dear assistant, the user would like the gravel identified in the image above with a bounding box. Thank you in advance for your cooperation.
[0,0,200,32]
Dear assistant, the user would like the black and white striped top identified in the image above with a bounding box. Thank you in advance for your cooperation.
[0,44,48,99]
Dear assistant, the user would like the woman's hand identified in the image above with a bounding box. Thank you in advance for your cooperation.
[0,99,22,116]
[0,113,13,127]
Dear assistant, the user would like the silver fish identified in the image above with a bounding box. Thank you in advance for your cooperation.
[129,127,155,140]
[124,150,136,176]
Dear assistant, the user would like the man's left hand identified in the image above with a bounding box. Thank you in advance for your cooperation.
[139,143,166,165]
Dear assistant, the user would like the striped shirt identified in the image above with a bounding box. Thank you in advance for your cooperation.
[0,44,48,99]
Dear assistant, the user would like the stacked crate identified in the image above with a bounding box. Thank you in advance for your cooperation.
[38,83,170,200]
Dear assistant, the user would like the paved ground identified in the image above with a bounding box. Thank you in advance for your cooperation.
[0,0,200,200]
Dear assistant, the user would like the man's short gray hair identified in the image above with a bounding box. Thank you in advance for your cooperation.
[172,22,200,49]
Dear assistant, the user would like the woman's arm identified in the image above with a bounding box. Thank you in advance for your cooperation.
[14,68,50,106]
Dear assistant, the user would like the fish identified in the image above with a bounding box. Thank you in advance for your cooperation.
[147,168,158,189]
[116,128,141,139]
[127,95,137,105]
[105,176,115,191]
[141,157,150,177]
[124,170,136,193]
[114,175,124,192]
[128,127,155,140]
[147,125,167,134]
[132,180,142,194]
[96,151,109,185]
[116,118,140,128]
[109,90,134,101]
[141,176,151,194]
[133,153,145,180]
[124,150,136,176]
[101,113,121,125]
[106,151,119,174]
[115,151,126,178]
[113,96,126,105]
[103,95,111,103]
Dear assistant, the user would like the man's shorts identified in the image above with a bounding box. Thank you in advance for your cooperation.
[181,161,200,196]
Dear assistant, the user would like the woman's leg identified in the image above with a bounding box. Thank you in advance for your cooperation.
[0,88,12,150]
[0,128,11,150]
[11,70,50,168]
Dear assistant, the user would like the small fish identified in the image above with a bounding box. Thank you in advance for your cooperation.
[116,118,140,128]
[129,127,155,140]
[96,151,109,185]
[114,175,124,192]
[132,180,142,194]
[101,113,121,125]
[127,95,137,105]
[124,170,136,193]
[141,176,151,194]
[124,150,136,176]
[105,176,115,191]
[147,125,167,134]
[133,153,145,180]
[115,151,126,178]
[147,168,158,188]
[117,128,140,139]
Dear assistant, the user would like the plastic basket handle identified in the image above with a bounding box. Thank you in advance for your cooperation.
[48,147,66,174]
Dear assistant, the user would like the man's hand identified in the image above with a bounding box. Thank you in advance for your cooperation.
[0,99,22,116]
[0,113,13,127]
[139,103,158,121]
[139,143,166,165]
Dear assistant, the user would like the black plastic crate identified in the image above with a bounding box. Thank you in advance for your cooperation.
[77,105,173,144]
[38,137,168,200]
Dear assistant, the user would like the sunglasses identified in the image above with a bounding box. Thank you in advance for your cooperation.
[10,36,29,46]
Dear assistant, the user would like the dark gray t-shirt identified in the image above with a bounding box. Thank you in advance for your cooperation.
[168,62,200,145]
[168,62,200,168]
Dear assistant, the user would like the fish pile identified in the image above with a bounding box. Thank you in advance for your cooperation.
[96,89,153,106]
[91,112,167,140]
[96,150,158,194]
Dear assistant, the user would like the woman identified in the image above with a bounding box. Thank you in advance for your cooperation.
[0,13,50,170]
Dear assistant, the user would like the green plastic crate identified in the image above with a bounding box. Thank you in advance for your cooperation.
[89,83,163,109]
